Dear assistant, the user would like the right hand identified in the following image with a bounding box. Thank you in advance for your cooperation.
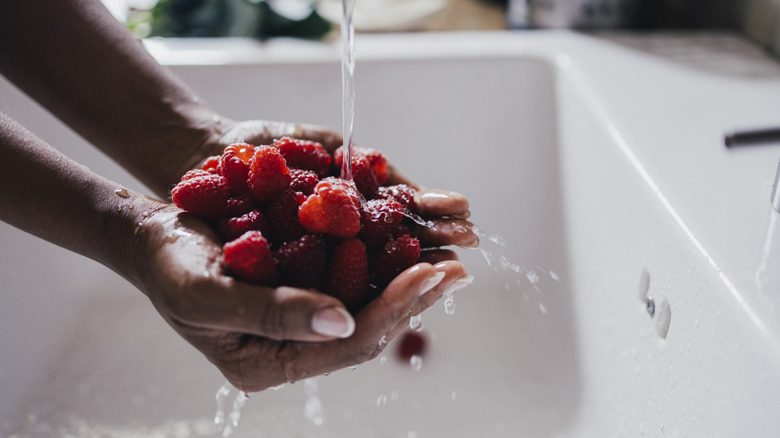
[132,201,469,392]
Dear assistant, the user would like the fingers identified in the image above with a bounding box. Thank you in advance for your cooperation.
[175,280,356,343]
[419,248,460,264]
[415,189,470,218]
[219,120,343,154]
[380,261,470,346]
[414,218,480,249]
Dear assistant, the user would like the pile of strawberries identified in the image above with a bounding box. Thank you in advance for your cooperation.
[171,137,422,312]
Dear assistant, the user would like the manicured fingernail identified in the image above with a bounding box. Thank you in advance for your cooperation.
[420,271,446,296]
[462,234,480,248]
[444,275,474,295]
[312,307,355,338]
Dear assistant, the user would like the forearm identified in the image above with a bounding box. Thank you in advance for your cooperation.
[0,112,155,286]
[0,0,227,197]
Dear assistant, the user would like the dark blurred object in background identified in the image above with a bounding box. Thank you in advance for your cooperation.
[148,0,331,39]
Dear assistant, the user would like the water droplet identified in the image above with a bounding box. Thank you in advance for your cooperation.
[488,234,507,247]
[646,296,656,316]
[655,298,671,339]
[450,390,457,402]
[376,394,387,409]
[549,270,560,281]
[379,355,388,365]
[391,390,399,401]
[444,294,457,315]
[192,96,201,104]
[304,378,324,426]
[538,303,548,315]
[377,335,389,349]
[348,364,359,370]
[526,271,539,284]
[410,355,423,372]
[409,314,423,331]
[639,269,650,302]
[269,383,286,391]
[114,187,130,198]
[214,381,248,437]
[212,115,221,124]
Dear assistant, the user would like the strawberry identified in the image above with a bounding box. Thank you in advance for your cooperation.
[370,234,421,289]
[325,238,372,313]
[298,178,362,238]
[217,210,268,243]
[248,145,291,202]
[274,234,328,290]
[376,184,417,212]
[273,137,332,177]
[218,143,253,194]
[289,168,319,195]
[266,189,307,243]
[359,198,404,248]
[222,230,276,286]
[171,173,230,221]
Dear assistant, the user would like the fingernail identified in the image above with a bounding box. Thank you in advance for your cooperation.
[312,307,355,338]
[420,271,446,296]
[462,234,480,248]
[444,275,474,295]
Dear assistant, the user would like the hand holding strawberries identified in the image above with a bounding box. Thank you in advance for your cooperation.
[129,124,477,391]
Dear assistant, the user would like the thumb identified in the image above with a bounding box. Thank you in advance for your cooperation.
[177,282,355,342]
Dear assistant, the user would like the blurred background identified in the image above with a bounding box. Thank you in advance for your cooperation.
[103,0,780,58]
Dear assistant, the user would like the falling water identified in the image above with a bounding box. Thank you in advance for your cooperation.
[340,0,356,181]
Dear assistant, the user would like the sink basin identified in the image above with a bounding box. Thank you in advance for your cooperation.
[1,31,780,437]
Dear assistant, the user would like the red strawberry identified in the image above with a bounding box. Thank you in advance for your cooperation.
[266,189,307,243]
[289,168,319,195]
[360,198,404,248]
[298,178,362,238]
[376,184,417,212]
[171,173,230,221]
[201,155,220,173]
[222,230,276,286]
[370,234,421,289]
[326,238,372,313]
[274,234,328,290]
[218,143,253,194]
[273,137,332,177]
[248,145,291,202]
[217,210,268,243]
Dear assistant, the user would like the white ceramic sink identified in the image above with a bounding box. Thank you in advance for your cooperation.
[1,31,780,437]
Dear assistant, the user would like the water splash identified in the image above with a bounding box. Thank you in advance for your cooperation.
[214,381,251,438]
[304,378,325,426]
[409,314,423,331]
[410,355,423,372]
[340,0,356,181]
[444,293,457,315]
[376,394,388,409]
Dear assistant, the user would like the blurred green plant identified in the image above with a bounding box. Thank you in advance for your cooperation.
[139,0,331,39]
